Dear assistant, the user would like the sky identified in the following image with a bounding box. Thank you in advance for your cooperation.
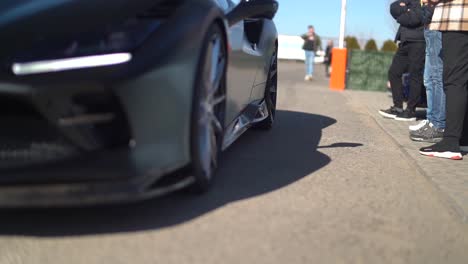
[274,0,396,42]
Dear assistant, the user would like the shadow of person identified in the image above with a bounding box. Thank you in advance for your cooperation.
[317,143,363,149]
[0,110,336,237]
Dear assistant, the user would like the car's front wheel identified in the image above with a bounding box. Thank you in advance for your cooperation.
[190,23,227,192]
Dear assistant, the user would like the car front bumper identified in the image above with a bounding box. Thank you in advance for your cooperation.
[0,147,195,208]
[0,1,223,207]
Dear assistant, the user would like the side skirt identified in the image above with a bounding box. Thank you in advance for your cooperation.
[222,100,269,151]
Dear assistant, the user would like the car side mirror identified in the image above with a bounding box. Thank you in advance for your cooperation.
[227,0,279,26]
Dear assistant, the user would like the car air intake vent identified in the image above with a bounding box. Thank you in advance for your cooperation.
[0,96,78,169]
[0,142,78,168]
[138,0,184,18]
[66,92,131,150]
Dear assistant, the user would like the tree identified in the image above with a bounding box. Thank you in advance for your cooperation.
[381,40,398,52]
[345,36,361,50]
[364,39,378,51]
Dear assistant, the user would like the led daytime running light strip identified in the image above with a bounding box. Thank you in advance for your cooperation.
[12,53,132,75]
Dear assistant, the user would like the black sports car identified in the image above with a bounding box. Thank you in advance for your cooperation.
[0,0,279,207]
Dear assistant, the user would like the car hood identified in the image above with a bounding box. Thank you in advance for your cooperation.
[0,0,166,59]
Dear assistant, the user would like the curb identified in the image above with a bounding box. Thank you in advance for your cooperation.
[343,92,468,223]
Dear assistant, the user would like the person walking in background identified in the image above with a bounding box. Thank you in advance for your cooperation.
[409,0,446,143]
[324,40,334,78]
[379,0,426,121]
[420,0,468,160]
[301,25,321,81]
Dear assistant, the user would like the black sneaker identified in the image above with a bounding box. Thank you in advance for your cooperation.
[419,141,463,160]
[378,106,402,119]
[395,109,417,121]
[410,123,444,143]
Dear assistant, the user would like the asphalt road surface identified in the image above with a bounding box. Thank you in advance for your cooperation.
[0,61,467,264]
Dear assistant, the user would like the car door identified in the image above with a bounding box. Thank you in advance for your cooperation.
[247,18,277,102]
[222,0,263,125]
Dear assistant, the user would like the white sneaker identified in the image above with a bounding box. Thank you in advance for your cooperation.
[304,75,310,81]
[461,146,468,152]
[409,120,429,132]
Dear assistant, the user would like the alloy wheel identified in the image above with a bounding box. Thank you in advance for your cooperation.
[195,30,226,181]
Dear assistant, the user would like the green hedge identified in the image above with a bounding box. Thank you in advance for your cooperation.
[381,40,398,52]
[347,50,394,92]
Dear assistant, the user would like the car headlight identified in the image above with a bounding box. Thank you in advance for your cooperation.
[12,53,132,75]
[10,19,161,75]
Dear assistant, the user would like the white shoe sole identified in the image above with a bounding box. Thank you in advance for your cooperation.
[419,151,463,160]
[410,136,443,143]
[394,117,417,122]
[378,110,397,119]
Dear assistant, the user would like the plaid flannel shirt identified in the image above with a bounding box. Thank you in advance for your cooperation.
[429,0,468,31]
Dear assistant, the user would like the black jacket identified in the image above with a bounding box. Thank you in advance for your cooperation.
[301,33,322,52]
[324,45,333,65]
[390,0,425,43]
[421,4,435,26]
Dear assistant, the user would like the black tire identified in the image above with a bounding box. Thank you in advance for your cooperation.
[189,23,227,193]
[255,44,278,130]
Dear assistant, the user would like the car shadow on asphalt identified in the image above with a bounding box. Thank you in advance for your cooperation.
[0,110,336,237]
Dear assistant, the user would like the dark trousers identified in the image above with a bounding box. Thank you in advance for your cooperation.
[442,31,468,145]
[324,62,331,77]
[388,41,426,110]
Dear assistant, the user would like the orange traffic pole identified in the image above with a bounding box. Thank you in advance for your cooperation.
[329,48,347,91]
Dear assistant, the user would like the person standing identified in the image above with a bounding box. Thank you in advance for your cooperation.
[420,0,468,160]
[379,0,426,121]
[409,0,446,143]
[301,26,321,81]
[324,40,334,78]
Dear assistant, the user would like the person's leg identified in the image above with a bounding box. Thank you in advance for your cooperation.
[409,32,445,141]
[388,44,409,109]
[461,104,468,150]
[406,41,426,112]
[429,30,446,130]
[442,31,468,143]
[420,31,468,160]
[305,51,311,77]
[424,30,434,124]
[310,51,315,77]
[325,63,329,77]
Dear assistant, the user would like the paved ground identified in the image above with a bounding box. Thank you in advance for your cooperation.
[345,90,468,222]
[0,61,467,264]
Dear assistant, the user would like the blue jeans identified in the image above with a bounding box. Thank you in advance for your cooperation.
[305,51,315,76]
[424,30,446,129]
